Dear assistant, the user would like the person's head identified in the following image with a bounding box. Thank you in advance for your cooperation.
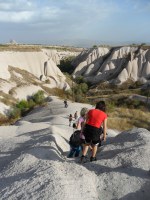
[80,107,88,117]
[96,101,106,112]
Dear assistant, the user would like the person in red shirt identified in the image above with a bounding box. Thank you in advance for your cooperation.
[81,101,107,162]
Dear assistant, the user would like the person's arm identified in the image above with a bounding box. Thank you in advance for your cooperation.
[81,113,88,134]
[103,118,107,142]
[76,119,80,129]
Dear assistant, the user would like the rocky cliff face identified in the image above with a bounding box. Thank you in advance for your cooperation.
[72,46,150,85]
[0,49,75,115]
[0,50,67,83]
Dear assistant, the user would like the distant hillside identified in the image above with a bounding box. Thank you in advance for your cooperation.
[0,45,81,116]
[72,46,150,85]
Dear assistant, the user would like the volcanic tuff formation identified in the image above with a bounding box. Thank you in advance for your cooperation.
[0,48,79,115]
[72,46,150,85]
[0,49,69,82]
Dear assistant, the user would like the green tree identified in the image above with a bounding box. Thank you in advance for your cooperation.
[58,56,75,74]
[93,45,97,48]
[80,83,88,93]
[75,76,85,84]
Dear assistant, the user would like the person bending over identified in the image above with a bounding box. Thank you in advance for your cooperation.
[81,101,107,162]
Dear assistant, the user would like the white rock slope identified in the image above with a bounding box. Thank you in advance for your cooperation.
[72,46,150,84]
[0,97,149,200]
[0,50,71,115]
[0,51,66,83]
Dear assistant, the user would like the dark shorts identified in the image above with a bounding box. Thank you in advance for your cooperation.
[83,124,102,145]
[80,138,86,144]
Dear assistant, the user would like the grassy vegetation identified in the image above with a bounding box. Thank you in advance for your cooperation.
[8,66,42,90]
[0,91,17,106]
[108,107,150,131]
[87,83,150,131]
[45,76,150,132]
[0,44,41,52]
[0,90,46,125]
[0,114,12,126]
[43,45,83,52]
[0,44,83,52]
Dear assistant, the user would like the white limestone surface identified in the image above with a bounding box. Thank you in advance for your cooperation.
[73,47,150,84]
[0,96,149,200]
[0,102,10,115]
[0,51,67,87]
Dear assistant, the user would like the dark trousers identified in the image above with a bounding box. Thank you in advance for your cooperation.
[68,146,81,157]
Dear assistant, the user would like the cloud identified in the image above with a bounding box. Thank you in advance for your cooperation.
[0,0,35,11]
[0,11,34,23]
[0,0,149,45]
[0,0,118,24]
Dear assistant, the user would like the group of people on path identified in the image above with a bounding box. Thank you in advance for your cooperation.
[68,101,107,162]
[68,111,78,127]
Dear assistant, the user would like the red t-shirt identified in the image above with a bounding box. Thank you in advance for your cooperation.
[86,109,107,128]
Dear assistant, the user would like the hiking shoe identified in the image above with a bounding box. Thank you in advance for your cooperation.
[80,155,85,162]
[67,155,73,158]
[80,155,88,163]
[90,156,97,162]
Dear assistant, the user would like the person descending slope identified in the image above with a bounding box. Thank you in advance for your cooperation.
[67,108,88,158]
[64,99,68,108]
[76,108,88,147]
[67,130,82,158]
[69,114,73,126]
[74,111,78,120]
[81,101,107,162]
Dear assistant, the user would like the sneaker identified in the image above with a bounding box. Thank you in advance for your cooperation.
[80,155,88,163]
[75,154,80,157]
[67,155,73,158]
[90,156,97,162]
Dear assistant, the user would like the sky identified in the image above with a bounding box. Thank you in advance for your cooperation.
[0,0,150,47]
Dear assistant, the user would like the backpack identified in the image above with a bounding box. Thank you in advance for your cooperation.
[72,123,77,129]
[69,130,81,147]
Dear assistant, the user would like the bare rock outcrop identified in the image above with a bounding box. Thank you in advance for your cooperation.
[42,48,80,65]
[0,51,66,82]
[0,50,70,115]
[72,46,150,85]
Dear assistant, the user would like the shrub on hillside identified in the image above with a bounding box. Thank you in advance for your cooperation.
[28,99,36,109]
[16,100,29,111]
[32,90,45,105]
[116,97,146,110]
[8,107,21,120]
[0,114,10,125]
[45,79,51,84]
[7,90,46,121]
[75,76,85,84]
[80,83,88,93]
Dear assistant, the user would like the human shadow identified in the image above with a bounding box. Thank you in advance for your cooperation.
[99,143,142,160]
[0,128,67,172]
[81,129,149,180]
[105,130,146,146]
[26,145,64,161]
[118,181,150,200]
[83,162,149,180]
